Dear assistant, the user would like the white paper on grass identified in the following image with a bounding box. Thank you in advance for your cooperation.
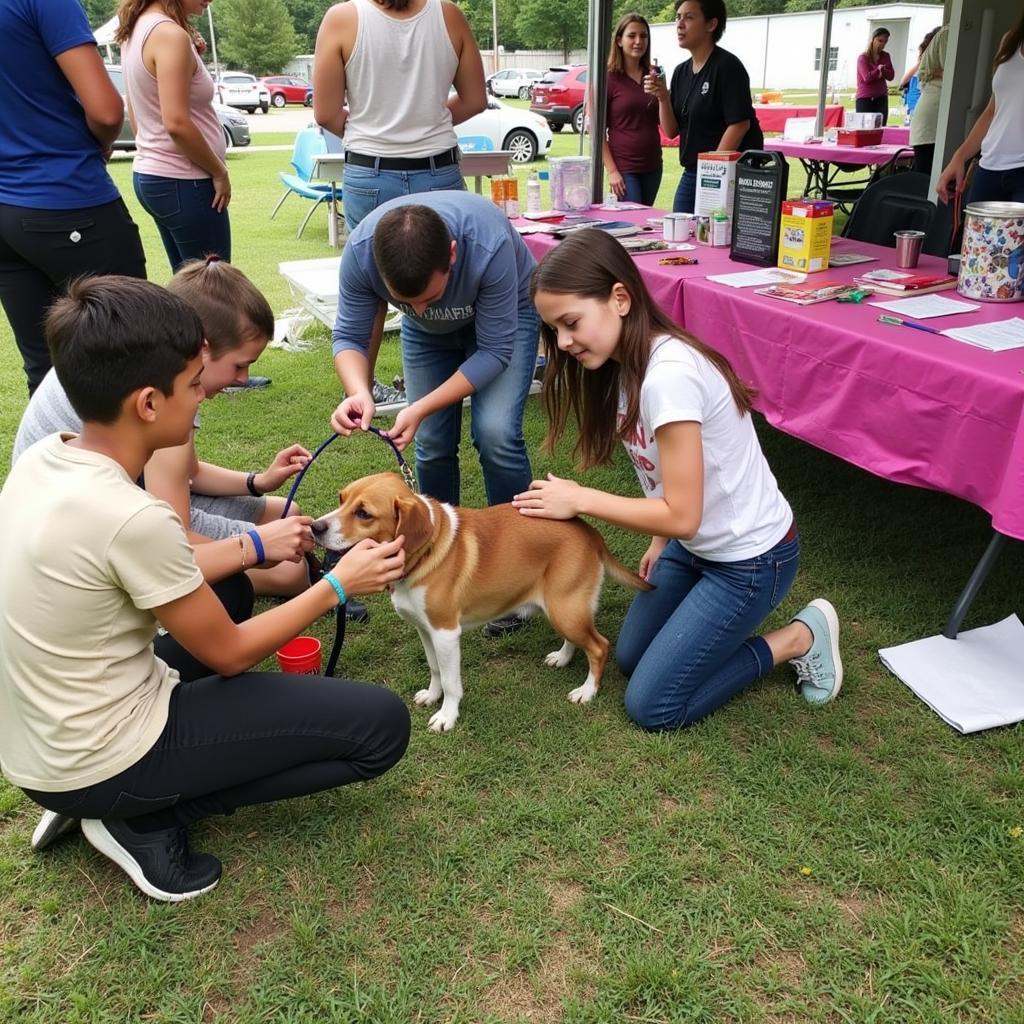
[878,615,1024,733]
[869,295,981,319]
[942,318,1024,352]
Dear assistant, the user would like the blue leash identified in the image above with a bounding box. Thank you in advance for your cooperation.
[279,426,416,677]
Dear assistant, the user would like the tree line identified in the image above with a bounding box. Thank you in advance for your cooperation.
[81,0,939,75]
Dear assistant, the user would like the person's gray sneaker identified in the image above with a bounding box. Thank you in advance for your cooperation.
[223,375,272,393]
[370,377,406,406]
[31,810,80,852]
[788,598,843,705]
[81,818,221,902]
[483,612,531,638]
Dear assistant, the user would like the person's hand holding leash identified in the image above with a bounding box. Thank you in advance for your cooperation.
[329,536,406,595]
[255,517,317,565]
[383,402,426,451]
[512,473,588,520]
[332,390,376,435]
[256,444,311,493]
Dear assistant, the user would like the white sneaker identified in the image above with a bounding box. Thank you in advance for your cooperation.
[31,810,80,852]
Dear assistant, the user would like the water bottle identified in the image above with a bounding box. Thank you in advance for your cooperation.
[526,169,542,215]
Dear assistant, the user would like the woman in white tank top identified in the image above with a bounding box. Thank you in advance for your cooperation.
[936,12,1024,207]
[313,0,487,230]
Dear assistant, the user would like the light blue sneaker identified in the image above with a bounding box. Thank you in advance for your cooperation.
[789,598,843,705]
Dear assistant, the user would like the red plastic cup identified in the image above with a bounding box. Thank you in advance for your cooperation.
[275,636,322,675]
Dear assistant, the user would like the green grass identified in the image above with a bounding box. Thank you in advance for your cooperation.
[2,146,1024,1024]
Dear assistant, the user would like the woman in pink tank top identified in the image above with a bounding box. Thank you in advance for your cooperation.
[116,1,230,269]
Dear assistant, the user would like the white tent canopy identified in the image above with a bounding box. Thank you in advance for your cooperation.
[94,15,118,46]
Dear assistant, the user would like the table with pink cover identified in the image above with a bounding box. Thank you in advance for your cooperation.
[682,241,1024,635]
[881,126,911,146]
[753,103,845,133]
[763,139,912,201]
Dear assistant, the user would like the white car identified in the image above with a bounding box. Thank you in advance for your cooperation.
[457,97,553,164]
[215,72,270,114]
[488,68,544,100]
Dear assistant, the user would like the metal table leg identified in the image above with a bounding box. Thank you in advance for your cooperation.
[942,531,1008,639]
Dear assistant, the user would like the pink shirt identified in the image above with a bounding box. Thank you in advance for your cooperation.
[856,51,894,100]
[123,12,225,179]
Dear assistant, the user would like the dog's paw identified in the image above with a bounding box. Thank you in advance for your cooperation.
[414,685,441,707]
[568,678,598,704]
[544,643,574,669]
[427,708,459,732]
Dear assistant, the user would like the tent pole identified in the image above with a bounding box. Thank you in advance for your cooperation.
[816,0,836,136]
[587,0,612,199]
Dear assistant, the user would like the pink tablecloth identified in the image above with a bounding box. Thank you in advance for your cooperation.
[521,210,1024,541]
[682,245,1024,541]
[752,103,845,133]
[764,139,910,167]
[881,125,911,145]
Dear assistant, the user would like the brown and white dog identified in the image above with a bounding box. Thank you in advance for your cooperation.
[312,473,653,732]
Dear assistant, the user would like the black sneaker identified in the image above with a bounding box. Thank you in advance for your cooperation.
[482,612,531,638]
[345,598,370,623]
[81,818,221,902]
[31,810,80,852]
[370,377,406,406]
[223,375,272,393]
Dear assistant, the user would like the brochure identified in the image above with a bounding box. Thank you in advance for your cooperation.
[754,279,854,305]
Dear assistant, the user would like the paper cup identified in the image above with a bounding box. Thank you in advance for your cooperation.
[276,636,322,675]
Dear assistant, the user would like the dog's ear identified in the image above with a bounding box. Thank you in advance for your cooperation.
[394,495,433,552]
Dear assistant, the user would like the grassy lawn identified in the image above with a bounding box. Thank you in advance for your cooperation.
[1,142,1023,1024]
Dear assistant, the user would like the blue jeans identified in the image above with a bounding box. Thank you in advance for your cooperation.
[401,308,538,505]
[622,169,663,206]
[672,168,697,213]
[617,533,800,731]
[133,173,230,272]
[342,162,466,231]
[966,164,1024,205]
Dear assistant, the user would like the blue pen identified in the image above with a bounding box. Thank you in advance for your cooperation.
[877,314,944,336]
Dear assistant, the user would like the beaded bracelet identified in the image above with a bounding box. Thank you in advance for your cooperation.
[323,573,347,607]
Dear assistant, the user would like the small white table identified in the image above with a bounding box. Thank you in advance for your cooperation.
[312,150,514,248]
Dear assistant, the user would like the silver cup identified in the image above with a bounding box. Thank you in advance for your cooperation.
[894,230,926,269]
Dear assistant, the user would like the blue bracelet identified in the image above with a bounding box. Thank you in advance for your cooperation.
[323,573,347,606]
[245,529,266,566]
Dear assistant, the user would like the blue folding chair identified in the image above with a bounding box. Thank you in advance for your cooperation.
[270,128,337,239]
[456,134,495,153]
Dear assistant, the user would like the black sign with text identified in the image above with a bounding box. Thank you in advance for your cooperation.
[730,151,789,266]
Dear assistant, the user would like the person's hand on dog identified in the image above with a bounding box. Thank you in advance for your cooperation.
[328,536,406,595]
[383,403,424,451]
[256,516,317,565]
[332,390,376,435]
[255,444,312,493]
[512,473,587,520]
[639,536,669,580]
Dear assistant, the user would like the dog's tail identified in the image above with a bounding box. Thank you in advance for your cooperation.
[600,547,655,592]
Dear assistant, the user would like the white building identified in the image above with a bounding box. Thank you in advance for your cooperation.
[650,3,943,93]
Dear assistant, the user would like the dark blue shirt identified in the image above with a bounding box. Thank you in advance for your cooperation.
[332,191,536,391]
[0,0,119,209]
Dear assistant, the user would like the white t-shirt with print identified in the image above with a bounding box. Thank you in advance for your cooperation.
[619,335,792,562]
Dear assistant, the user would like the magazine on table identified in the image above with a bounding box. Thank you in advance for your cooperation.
[754,279,857,305]
[853,269,958,296]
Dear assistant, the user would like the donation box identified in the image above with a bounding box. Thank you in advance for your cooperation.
[729,151,789,267]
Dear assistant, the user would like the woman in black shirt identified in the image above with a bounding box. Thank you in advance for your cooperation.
[646,0,762,213]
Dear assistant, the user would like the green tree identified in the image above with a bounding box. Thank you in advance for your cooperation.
[456,0,523,53]
[217,0,299,75]
[283,0,332,53]
[514,0,587,60]
[79,0,117,27]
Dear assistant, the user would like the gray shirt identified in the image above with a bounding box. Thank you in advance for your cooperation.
[12,369,81,464]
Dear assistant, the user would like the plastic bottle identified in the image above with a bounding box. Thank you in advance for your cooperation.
[526,169,542,215]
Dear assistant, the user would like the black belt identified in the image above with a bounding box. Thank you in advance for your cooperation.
[345,147,460,171]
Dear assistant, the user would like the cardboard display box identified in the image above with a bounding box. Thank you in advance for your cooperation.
[778,199,834,273]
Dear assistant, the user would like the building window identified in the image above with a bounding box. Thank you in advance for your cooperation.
[814,46,839,71]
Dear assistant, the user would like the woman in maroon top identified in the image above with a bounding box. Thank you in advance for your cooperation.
[855,26,895,125]
[602,12,662,206]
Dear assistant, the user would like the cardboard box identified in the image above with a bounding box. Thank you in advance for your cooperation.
[695,151,740,217]
[778,199,834,273]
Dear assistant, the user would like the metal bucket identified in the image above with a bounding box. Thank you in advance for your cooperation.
[957,201,1024,302]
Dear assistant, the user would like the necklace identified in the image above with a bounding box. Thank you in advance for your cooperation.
[679,55,712,120]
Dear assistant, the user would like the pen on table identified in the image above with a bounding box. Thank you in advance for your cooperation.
[877,314,944,336]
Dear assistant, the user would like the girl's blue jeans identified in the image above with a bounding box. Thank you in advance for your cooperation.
[617,533,800,731]
[621,168,663,206]
[966,164,1024,205]
[672,168,698,213]
[133,173,230,272]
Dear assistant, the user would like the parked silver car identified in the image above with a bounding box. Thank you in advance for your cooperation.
[105,66,251,150]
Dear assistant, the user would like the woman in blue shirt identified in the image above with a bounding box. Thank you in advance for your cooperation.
[0,0,147,396]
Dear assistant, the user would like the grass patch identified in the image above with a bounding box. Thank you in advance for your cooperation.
[1,144,1023,1023]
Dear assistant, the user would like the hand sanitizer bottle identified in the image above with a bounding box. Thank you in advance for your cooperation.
[526,169,542,215]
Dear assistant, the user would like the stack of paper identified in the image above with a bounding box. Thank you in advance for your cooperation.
[707,268,805,289]
[942,318,1024,352]
[870,295,980,319]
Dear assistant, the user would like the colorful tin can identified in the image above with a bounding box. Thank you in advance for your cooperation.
[957,201,1024,303]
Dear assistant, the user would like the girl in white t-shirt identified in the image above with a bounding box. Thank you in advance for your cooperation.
[515,229,842,730]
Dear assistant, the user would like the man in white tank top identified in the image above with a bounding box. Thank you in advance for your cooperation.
[313,0,487,230]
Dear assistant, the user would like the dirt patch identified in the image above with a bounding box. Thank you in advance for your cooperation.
[546,880,585,917]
